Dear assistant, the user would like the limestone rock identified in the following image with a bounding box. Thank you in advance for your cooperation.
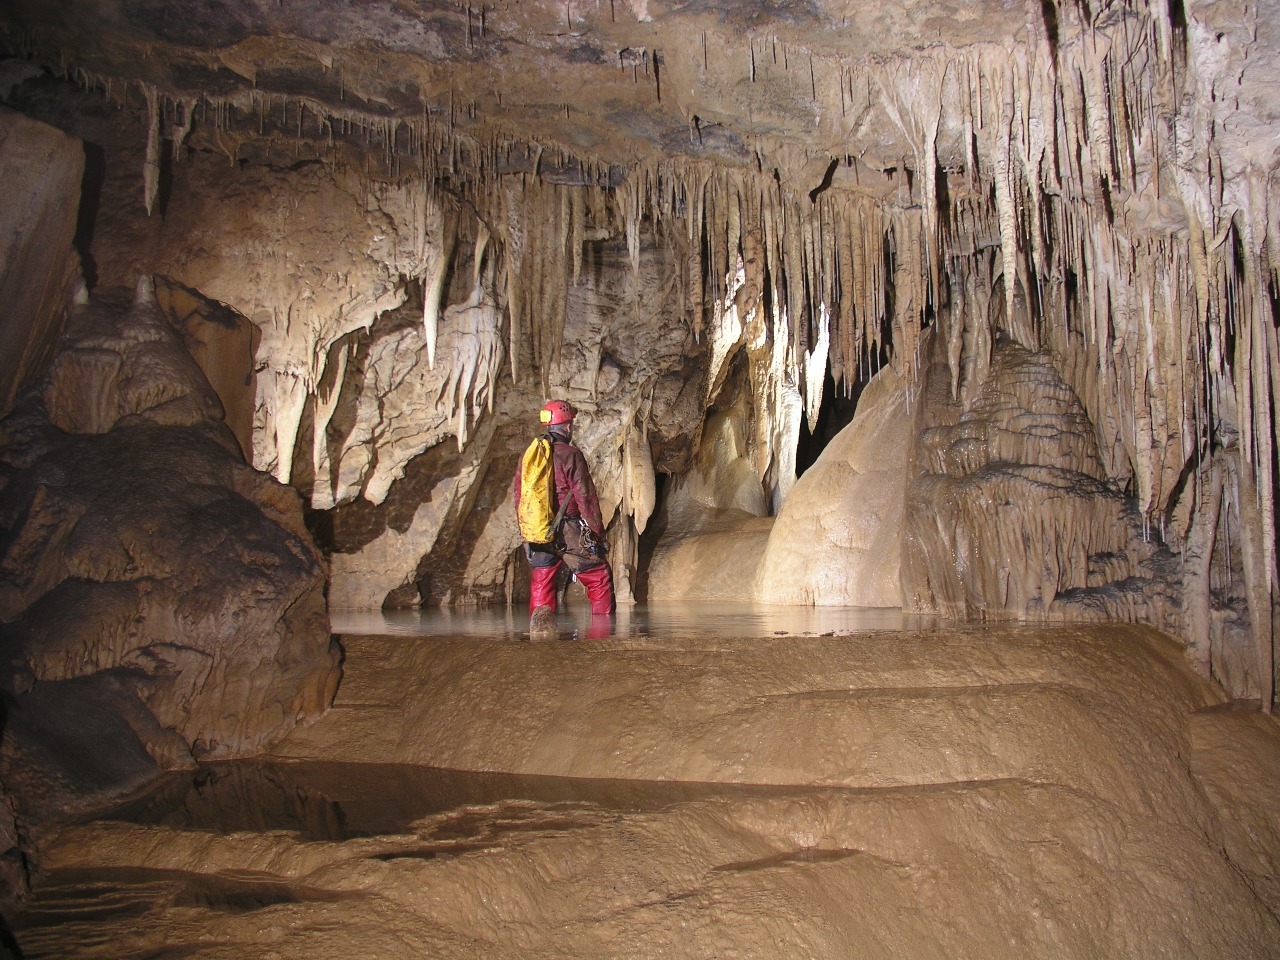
[0,781,26,914]
[647,515,775,604]
[0,282,339,820]
[663,404,769,533]
[0,106,83,417]
[650,368,910,607]
[153,275,259,462]
[3,0,1278,692]
[647,399,773,603]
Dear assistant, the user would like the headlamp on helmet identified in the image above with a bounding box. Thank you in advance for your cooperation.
[540,400,576,425]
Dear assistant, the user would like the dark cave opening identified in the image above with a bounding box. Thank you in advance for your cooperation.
[795,346,892,478]
[795,368,860,477]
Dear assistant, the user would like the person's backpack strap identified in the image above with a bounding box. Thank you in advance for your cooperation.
[546,434,572,536]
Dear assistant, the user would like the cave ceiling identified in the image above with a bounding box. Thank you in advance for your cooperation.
[5,1,1278,208]
[6,0,1049,192]
[5,0,1279,513]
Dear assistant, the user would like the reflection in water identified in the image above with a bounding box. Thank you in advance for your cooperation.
[94,761,805,841]
[38,602,943,954]
[93,605,933,843]
[331,602,934,640]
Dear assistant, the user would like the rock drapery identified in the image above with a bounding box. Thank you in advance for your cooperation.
[904,337,1162,621]
[757,365,909,606]
[0,0,1277,702]
[0,277,340,821]
[648,364,909,607]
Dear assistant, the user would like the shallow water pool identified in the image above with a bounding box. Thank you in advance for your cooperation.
[92,760,810,841]
[331,601,936,641]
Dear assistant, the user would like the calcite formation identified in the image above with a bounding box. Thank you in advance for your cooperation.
[649,366,909,606]
[0,107,83,415]
[757,365,909,606]
[0,0,1276,703]
[905,337,1165,616]
[0,279,340,820]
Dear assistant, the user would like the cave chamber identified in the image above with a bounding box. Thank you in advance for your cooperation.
[2,0,1280,956]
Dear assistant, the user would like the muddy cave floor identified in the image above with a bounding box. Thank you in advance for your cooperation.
[13,606,1280,959]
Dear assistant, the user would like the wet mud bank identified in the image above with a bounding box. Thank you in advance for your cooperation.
[13,622,1280,959]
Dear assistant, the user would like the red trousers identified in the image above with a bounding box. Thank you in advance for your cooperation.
[529,560,615,615]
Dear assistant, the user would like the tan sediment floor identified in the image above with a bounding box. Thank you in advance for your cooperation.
[13,619,1280,958]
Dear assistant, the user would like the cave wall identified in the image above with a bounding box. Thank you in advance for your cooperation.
[0,277,340,822]
[0,106,83,417]
[1,76,719,610]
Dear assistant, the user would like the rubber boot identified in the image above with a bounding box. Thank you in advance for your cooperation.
[576,563,615,616]
[529,562,561,613]
[530,604,557,635]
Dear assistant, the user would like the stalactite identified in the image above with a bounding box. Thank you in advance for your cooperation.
[1228,452,1277,711]
[549,186,570,373]
[169,97,196,162]
[570,188,584,286]
[421,210,455,370]
[437,280,504,453]
[310,340,352,509]
[142,83,161,216]
[992,60,1021,341]
[621,422,656,535]
[803,303,829,432]
[501,183,525,384]
[835,200,856,393]
[1183,453,1225,678]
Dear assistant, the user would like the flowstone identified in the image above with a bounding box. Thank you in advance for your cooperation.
[904,338,1175,624]
[0,279,339,821]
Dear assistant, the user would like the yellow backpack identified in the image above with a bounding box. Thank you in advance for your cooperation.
[517,436,565,544]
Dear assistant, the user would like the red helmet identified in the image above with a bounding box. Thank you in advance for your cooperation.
[540,399,576,425]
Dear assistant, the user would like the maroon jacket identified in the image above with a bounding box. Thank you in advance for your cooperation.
[513,432,606,539]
